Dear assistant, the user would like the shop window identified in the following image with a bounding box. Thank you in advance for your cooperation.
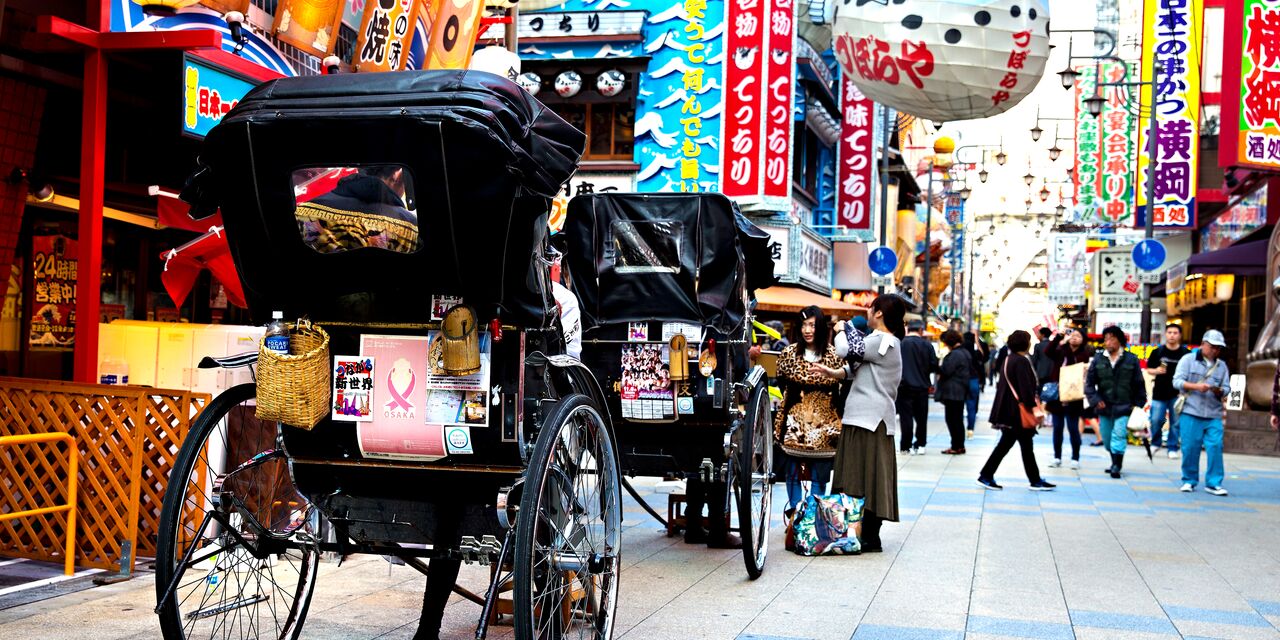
[553,104,635,161]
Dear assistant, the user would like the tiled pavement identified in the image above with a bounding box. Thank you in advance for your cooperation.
[2,397,1279,639]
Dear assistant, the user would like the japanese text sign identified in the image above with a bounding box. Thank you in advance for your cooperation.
[1099,61,1137,225]
[761,0,796,201]
[722,0,768,199]
[182,55,255,139]
[29,235,77,349]
[354,0,425,72]
[837,81,874,230]
[1136,0,1203,229]
[424,0,485,70]
[1237,0,1280,170]
[1074,65,1102,221]
[1048,233,1087,305]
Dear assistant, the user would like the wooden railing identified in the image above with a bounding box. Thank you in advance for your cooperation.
[0,378,208,575]
[0,433,78,575]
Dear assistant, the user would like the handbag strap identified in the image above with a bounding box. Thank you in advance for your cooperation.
[1004,357,1022,404]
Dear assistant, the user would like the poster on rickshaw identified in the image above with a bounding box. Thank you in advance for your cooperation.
[332,356,375,422]
[619,343,674,420]
[422,329,492,428]
[28,234,77,349]
[358,334,447,460]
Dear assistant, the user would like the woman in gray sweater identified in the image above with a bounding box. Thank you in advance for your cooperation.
[811,294,906,552]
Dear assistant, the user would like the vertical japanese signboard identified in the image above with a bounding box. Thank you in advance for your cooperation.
[675,0,714,192]
[1136,0,1203,229]
[761,0,795,203]
[837,80,874,230]
[1237,0,1280,170]
[1099,61,1137,224]
[29,235,77,349]
[1048,233,1087,305]
[722,0,767,198]
[354,0,424,73]
[424,0,484,70]
[1073,66,1102,221]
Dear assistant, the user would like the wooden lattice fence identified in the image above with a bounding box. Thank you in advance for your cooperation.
[0,378,208,574]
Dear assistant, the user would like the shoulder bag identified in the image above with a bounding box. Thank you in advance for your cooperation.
[1058,362,1087,403]
[1172,357,1220,418]
[1004,357,1044,429]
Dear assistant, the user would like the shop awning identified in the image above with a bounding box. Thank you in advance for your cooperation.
[1187,239,1267,276]
[755,286,865,315]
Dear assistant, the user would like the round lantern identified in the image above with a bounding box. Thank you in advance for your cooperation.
[469,45,521,81]
[596,69,626,97]
[832,0,1050,121]
[554,71,582,98]
[516,72,542,95]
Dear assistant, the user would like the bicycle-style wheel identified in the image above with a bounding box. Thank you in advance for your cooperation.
[513,393,622,639]
[155,383,319,640]
[735,381,772,579]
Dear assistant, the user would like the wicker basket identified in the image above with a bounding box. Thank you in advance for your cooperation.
[256,321,331,429]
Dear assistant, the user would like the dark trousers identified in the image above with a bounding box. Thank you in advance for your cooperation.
[416,503,464,640]
[1051,411,1082,461]
[942,399,966,450]
[896,386,929,450]
[979,427,1043,484]
[685,475,729,536]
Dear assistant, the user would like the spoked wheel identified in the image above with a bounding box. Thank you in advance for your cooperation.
[734,381,772,580]
[514,393,622,639]
[155,383,320,640]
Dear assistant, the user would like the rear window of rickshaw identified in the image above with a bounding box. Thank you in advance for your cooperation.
[608,220,682,274]
[291,165,420,255]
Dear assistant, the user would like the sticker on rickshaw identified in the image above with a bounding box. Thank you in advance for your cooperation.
[430,295,464,321]
[620,343,674,420]
[356,334,446,461]
[627,322,648,341]
[445,426,473,454]
[332,356,375,422]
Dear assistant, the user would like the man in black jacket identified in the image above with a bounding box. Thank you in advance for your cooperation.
[897,319,939,454]
[1085,326,1148,479]
[1031,327,1053,382]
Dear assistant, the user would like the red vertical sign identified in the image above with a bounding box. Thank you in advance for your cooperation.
[721,0,767,198]
[837,80,873,230]
[762,0,795,199]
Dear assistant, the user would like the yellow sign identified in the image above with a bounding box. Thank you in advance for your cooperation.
[424,0,486,69]
[354,0,425,72]
[272,0,345,57]
[1135,0,1203,229]
[1166,274,1234,315]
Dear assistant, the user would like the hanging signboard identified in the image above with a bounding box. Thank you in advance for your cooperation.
[354,0,426,72]
[479,11,647,40]
[1234,0,1280,171]
[1094,246,1141,310]
[761,0,796,204]
[28,235,77,349]
[1098,61,1137,225]
[1135,0,1203,229]
[837,80,874,230]
[423,0,484,70]
[721,0,768,200]
[182,55,257,139]
[271,0,345,58]
[1073,66,1103,222]
[1048,233,1087,305]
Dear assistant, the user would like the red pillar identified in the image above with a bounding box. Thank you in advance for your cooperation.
[73,48,106,383]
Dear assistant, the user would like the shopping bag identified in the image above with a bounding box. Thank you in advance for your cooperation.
[1127,405,1150,433]
[1058,363,1086,403]
[792,493,864,556]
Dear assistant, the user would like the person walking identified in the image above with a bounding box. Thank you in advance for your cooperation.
[773,306,843,515]
[897,319,938,454]
[936,330,972,455]
[814,294,907,553]
[1031,327,1054,382]
[977,330,1056,491]
[1173,329,1232,496]
[1084,326,1148,479]
[1146,323,1191,459]
[963,332,987,439]
[1044,328,1094,469]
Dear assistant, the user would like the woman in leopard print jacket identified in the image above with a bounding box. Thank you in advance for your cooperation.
[774,305,845,514]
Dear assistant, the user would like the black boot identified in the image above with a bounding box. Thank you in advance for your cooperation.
[1109,452,1124,479]
[860,511,883,553]
[705,481,741,549]
[683,476,708,543]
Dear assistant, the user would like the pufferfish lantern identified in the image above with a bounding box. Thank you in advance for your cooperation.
[832,0,1051,122]
[554,71,583,98]
[516,72,542,95]
[596,69,626,97]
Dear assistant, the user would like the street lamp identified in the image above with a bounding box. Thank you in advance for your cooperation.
[1058,67,1081,89]
[1031,123,1043,142]
[1084,92,1106,117]
[1039,186,1051,202]
[1023,172,1035,186]
[1049,144,1062,162]
[960,186,972,201]
[978,168,989,183]
[1055,203,1067,216]
[995,150,1007,165]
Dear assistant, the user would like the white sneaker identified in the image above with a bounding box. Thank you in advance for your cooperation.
[1048,458,1062,468]
[967,430,974,439]
[1069,460,1080,470]
[1168,450,1181,459]
[913,447,925,455]
[1180,483,1194,492]
[1205,486,1228,497]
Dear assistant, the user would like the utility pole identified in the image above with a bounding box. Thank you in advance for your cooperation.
[1140,52,1158,344]
[921,163,933,315]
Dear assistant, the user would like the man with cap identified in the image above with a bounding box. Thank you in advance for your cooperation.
[1172,329,1232,496]
[897,319,938,454]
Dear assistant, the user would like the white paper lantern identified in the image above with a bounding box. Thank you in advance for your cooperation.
[469,46,521,81]
[516,72,542,95]
[554,71,582,98]
[832,0,1050,121]
[596,70,626,97]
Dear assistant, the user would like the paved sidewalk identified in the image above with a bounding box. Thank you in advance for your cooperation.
[2,398,1279,639]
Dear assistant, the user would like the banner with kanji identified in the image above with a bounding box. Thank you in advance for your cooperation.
[1099,61,1137,225]
[1136,0,1203,229]
[1073,66,1102,222]
[354,0,425,72]
[1237,0,1280,170]
[761,0,796,203]
[837,80,874,230]
[28,235,77,349]
[721,0,768,199]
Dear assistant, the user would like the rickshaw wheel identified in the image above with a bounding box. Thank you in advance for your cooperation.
[155,383,319,640]
[514,393,622,640]
[735,381,772,580]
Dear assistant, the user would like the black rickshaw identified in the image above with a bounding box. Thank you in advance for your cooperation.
[154,71,622,640]
[562,193,777,579]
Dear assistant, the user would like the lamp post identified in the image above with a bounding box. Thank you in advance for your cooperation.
[917,138,955,319]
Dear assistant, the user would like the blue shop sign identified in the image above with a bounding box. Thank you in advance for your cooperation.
[182,56,257,139]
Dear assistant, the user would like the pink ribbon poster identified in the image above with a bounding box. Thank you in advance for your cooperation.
[357,334,446,461]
